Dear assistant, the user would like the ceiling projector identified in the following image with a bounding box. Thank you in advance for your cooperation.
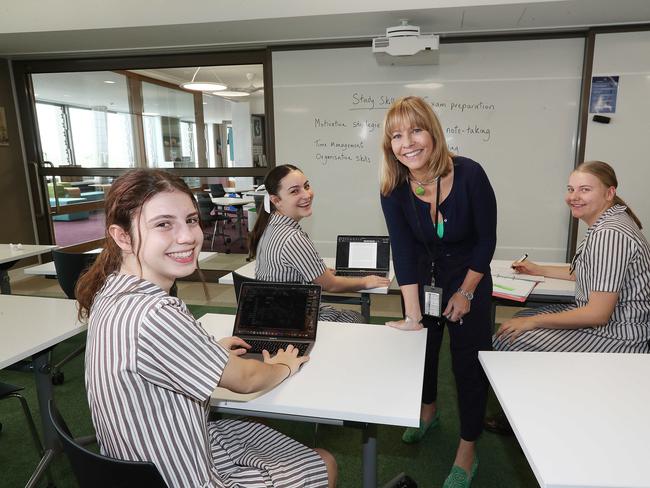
[373,21,439,65]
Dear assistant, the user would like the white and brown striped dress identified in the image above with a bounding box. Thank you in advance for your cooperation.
[494,205,650,353]
[255,212,364,323]
[85,273,328,488]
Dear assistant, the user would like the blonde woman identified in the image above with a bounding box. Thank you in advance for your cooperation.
[380,96,497,488]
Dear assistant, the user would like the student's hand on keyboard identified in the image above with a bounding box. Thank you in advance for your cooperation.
[363,275,391,289]
[218,336,251,356]
[263,344,309,377]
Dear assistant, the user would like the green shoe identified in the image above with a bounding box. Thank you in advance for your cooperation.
[401,413,440,444]
[442,456,479,488]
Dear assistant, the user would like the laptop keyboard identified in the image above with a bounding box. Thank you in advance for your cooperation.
[336,270,388,278]
[246,339,310,356]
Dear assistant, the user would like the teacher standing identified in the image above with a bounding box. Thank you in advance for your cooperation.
[380,96,497,488]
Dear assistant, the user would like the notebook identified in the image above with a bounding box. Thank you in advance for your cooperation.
[492,276,538,302]
[233,282,321,358]
[334,235,391,278]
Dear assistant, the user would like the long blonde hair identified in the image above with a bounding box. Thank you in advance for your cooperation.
[380,96,453,196]
[575,160,642,229]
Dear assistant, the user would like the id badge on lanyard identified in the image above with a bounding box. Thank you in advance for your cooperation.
[423,262,442,317]
[409,173,444,318]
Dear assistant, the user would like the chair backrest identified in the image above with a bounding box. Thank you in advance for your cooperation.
[48,400,168,488]
[196,192,215,222]
[209,183,225,198]
[52,249,98,299]
[232,271,263,303]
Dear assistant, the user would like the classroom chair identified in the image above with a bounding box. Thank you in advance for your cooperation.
[0,382,44,458]
[48,400,168,488]
[208,183,226,198]
[197,192,231,253]
[50,249,97,384]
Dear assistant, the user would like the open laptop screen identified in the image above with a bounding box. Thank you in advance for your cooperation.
[234,282,320,340]
[336,235,391,271]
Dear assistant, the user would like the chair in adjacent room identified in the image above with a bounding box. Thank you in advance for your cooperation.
[197,192,230,252]
[208,183,226,198]
[48,400,168,488]
[50,249,98,384]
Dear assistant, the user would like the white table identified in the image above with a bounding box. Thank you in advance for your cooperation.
[23,250,217,277]
[202,314,426,488]
[0,294,86,487]
[0,244,58,294]
[479,351,650,488]
[219,257,395,321]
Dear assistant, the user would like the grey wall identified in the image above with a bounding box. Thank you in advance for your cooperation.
[0,58,36,244]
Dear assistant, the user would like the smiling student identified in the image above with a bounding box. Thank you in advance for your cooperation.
[494,161,650,352]
[76,169,336,488]
[248,164,390,323]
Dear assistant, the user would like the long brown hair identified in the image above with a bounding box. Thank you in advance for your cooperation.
[575,160,642,229]
[76,169,201,321]
[247,164,301,259]
[380,96,453,196]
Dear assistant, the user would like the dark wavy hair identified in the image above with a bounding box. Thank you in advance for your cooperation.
[247,164,301,259]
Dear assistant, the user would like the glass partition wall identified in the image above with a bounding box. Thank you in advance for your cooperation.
[18,53,271,251]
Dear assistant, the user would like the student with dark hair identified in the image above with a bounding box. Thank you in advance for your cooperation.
[77,169,336,488]
[248,164,390,323]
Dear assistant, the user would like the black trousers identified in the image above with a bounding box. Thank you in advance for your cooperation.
[420,297,492,441]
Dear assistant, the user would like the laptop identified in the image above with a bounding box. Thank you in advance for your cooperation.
[233,282,321,358]
[335,235,391,278]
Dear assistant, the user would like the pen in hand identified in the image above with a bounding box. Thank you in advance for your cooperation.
[511,253,528,269]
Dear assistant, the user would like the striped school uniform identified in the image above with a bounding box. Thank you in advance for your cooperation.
[494,205,650,353]
[255,212,364,323]
[85,273,328,488]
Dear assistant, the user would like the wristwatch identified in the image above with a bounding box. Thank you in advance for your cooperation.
[457,288,474,301]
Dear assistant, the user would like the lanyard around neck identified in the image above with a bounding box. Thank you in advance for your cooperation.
[408,176,441,264]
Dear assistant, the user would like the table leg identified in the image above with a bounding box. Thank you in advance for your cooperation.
[362,423,377,488]
[361,293,371,323]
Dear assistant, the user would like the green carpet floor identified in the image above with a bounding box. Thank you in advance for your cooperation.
[0,305,538,487]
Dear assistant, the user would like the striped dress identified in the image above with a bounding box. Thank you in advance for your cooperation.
[255,212,364,323]
[494,205,650,353]
[85,273,328,488]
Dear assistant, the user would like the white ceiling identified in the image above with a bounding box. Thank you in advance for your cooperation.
[1,0,649,57]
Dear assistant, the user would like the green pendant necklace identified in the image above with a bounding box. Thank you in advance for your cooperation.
[411,175,439,196]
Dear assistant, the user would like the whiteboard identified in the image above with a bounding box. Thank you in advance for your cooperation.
[583,31,650,241]
[272,39,584,261]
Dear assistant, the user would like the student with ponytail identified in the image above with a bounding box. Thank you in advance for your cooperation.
[249,164,390,323]
[78,169,336,488]
[494,161,650,352]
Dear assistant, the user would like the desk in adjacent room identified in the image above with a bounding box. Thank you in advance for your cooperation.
[479,351,650,488]
[0,294,85,487]
[202,313,426,488]
[211,197,255,248]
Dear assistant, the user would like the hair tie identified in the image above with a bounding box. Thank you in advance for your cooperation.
[263,193,271,213]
